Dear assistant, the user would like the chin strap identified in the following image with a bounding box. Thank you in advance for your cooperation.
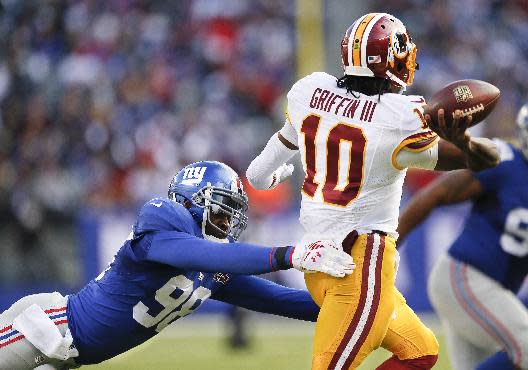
[203,231,229,243]
[385,71,407,91]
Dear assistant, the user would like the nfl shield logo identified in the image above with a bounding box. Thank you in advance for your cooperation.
[453,85,473,103]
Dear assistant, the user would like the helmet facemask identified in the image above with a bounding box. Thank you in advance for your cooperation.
[517,105,528,159]
[192,184,249,241]
[387,29,418,89]
[168,161,250,241]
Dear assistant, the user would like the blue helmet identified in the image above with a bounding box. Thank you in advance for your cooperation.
[517,104,528,159]
[168,161,249,240]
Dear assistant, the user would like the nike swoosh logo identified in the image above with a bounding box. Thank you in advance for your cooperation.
[151,202,163,207]
[411,97,426,104]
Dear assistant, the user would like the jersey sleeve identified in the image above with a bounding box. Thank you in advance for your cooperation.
[395,143,438,170]
[279,118,298,146]
[285,76,305,132]
[212,275,319,322]
[391,97,439,170]
[145,231,293,274]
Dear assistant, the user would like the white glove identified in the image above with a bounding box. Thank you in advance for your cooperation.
[291,240,355,278]
[269,163,294,189]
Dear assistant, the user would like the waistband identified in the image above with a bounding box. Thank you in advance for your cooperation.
[342,230,388,255]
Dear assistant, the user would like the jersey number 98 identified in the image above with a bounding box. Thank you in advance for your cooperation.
[133,275,211,332]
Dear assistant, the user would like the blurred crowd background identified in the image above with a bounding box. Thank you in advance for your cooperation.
[0,0,526,304]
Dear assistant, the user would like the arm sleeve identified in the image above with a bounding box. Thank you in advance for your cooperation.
[395,143,439,170]
[146,231,293,274]
[391,98,440,170]
[279,118,299,145]
[246,122,298,190]
[392,130,439,170]
[474,166,502,193]
[212,275,319,322]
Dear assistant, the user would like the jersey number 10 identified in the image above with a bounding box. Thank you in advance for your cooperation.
[301,114,367,207]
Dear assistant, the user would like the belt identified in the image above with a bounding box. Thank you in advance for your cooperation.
[342,230,387,255]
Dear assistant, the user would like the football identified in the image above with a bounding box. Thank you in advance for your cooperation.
[424,79,500,129]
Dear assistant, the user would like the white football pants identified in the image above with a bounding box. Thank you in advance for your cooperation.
[428,254,528,370]
[0,292,78,370]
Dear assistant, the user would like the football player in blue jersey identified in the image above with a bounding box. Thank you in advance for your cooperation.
[475,296,528,370]
[397,105,528,370]
[0,160,355,369]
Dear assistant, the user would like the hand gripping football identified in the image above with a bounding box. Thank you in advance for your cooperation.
[424,79,500,129]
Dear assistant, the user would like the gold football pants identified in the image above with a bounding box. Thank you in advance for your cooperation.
[381,289,438,361]
[305,232,437,370]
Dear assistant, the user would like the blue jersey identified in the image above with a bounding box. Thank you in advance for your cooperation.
[449,141,528,292]
[67,198,318,364]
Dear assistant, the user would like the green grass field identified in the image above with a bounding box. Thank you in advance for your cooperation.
[85,314,452,370]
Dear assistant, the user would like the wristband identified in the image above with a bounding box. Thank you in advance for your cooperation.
[271,246,294,270]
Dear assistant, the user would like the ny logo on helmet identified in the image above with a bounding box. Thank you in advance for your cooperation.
[181,167,207,185]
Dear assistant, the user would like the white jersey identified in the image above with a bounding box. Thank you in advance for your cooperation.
[286,72,438,241]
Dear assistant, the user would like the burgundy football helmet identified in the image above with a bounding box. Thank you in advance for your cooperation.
[341,13,418,90]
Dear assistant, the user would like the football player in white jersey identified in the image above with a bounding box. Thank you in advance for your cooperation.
[246,12,499,370]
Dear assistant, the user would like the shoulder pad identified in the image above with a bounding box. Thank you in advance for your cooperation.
[133,198,197,236]
[404,95,427,106]
[394,95,428,133]
[287,72,337,101]
[492,138,515,162]
[383,94,426,110]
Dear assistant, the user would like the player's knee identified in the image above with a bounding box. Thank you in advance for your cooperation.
[422,326,439,355]
[403,325,439,358]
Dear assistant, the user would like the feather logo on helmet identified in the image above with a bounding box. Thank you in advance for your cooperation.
[391,31,410,58]
[181,167,207,185]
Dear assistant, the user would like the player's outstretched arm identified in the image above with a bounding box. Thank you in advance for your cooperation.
[246,122,298,190]
[146,232,354,277]
[426,109,500,171]
[212,275,319,322]
[397,170,483,243]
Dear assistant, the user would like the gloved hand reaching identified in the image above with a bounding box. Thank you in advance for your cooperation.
[291,239,355,278]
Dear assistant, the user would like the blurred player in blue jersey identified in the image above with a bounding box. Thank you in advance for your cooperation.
[397,105,528,370]
[0,160,355,369]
